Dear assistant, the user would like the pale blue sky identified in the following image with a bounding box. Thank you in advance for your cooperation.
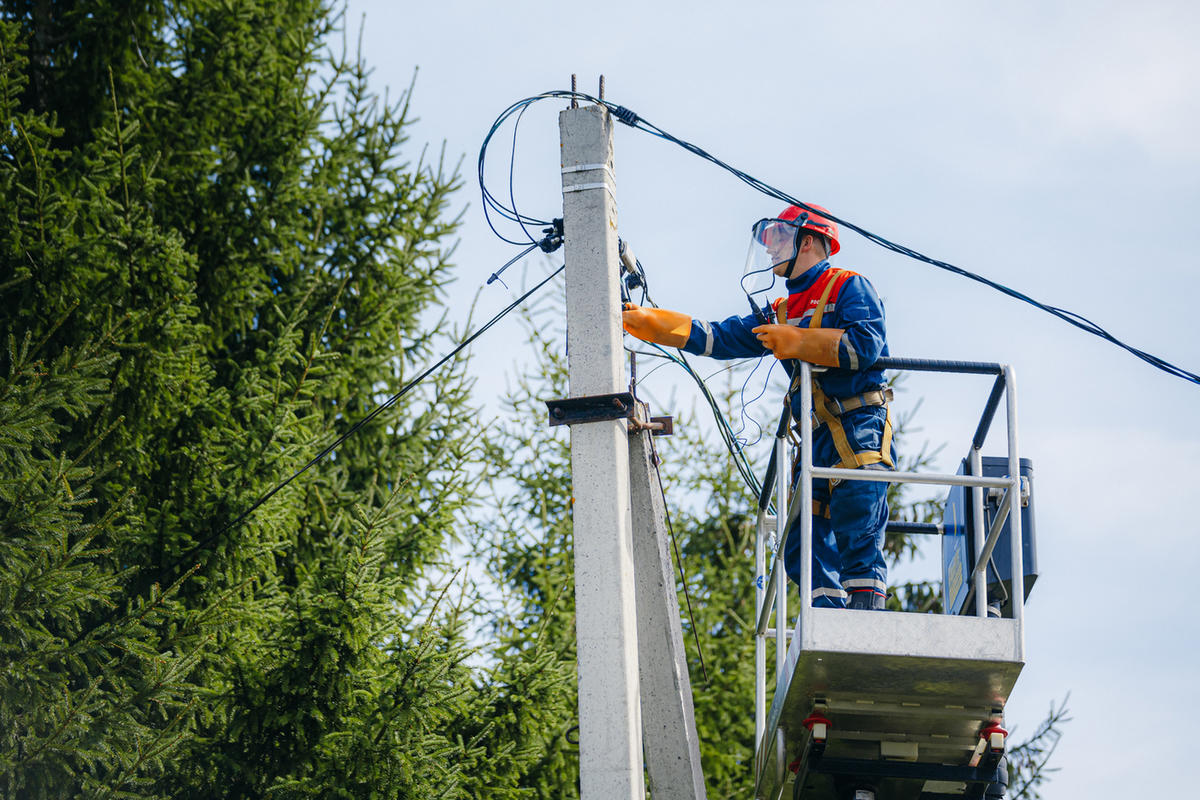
[349,1,1200,795]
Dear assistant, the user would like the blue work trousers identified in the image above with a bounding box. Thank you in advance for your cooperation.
[782,406,893,608]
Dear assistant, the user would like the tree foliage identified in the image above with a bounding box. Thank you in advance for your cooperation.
[1,3,571,797]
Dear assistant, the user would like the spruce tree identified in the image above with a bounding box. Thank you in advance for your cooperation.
[2,3,563,797]
[1,17,209,796]
[0,332,207,799]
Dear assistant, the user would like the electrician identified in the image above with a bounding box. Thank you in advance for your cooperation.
[622,204,895,610]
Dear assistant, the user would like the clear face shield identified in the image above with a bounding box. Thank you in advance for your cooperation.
[741,217,802,296]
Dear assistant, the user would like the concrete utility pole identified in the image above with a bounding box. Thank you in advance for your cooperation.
[629,419,708,800]
[559,103,645,800]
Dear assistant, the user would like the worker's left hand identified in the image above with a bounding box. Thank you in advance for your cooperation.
[752,324,844,368]
[623,303,693,348]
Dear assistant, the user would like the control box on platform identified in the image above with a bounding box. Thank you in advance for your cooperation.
[942,457,1039,618]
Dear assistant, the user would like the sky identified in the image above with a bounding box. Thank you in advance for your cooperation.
[347,1,1200,796]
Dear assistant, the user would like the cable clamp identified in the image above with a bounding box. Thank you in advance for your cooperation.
[611,105,640,127]
[538,218,564,253]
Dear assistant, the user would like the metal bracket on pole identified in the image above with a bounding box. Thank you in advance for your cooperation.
[546,392,636,427]
[545,394,674,434]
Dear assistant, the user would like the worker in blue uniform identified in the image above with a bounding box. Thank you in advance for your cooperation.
[622,204,895,610]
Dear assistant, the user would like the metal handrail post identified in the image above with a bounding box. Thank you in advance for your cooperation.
[968,447,987,618]
[757,434,787,758]
[798,363,814,617]
[1004,365,1026,635]
[775,435,788,682]
[754,507,766,762]
[975,489,1013,572]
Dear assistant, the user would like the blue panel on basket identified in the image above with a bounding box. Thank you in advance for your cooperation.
[941,468,971,615]
[941,457,1038,617]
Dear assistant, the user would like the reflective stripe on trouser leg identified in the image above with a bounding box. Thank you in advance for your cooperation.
[783,501,845,609]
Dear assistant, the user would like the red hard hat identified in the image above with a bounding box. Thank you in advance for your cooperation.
[779,204,840,256]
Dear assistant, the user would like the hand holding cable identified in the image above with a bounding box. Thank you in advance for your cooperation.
[753,324,843,368]
[622,303,692,348]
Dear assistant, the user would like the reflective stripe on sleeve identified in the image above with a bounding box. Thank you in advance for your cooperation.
[697,319,714,356]
[843,336,859,371]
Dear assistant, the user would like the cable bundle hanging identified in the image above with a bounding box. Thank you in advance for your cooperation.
[478,97,555,246]
[639,343,764,501]
[626,249,767,499]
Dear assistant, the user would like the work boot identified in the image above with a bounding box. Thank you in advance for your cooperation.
[846,590,886,611]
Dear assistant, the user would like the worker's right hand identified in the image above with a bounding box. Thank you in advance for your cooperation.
[622,303,692,349]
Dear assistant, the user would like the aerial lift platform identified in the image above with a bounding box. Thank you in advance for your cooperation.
[753,359,1036,800]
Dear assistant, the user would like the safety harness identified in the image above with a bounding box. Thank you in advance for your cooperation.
[772,267,895,490]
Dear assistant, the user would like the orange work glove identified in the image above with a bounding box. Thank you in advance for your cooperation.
[752,324,844,368]
[622,303,692,348]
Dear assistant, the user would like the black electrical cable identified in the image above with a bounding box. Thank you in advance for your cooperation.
[158,263,567,585]
[506,101,540,247]
[477,96,552,246]
[487,90,1200,388]
[632,342,767,489]
[486,242,538,287]
[631,276,763,500]
[703,359,757,383]
[645,342,763,501]
[732,357,778,448]
[613,101,1200,387]
[636,301,764,498]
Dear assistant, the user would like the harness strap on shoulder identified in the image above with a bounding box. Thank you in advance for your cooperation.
[785,268,848,397]
[785,267,895,480]
[807,269,846,331]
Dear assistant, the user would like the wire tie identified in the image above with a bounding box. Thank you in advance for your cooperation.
[560,162,614,177]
